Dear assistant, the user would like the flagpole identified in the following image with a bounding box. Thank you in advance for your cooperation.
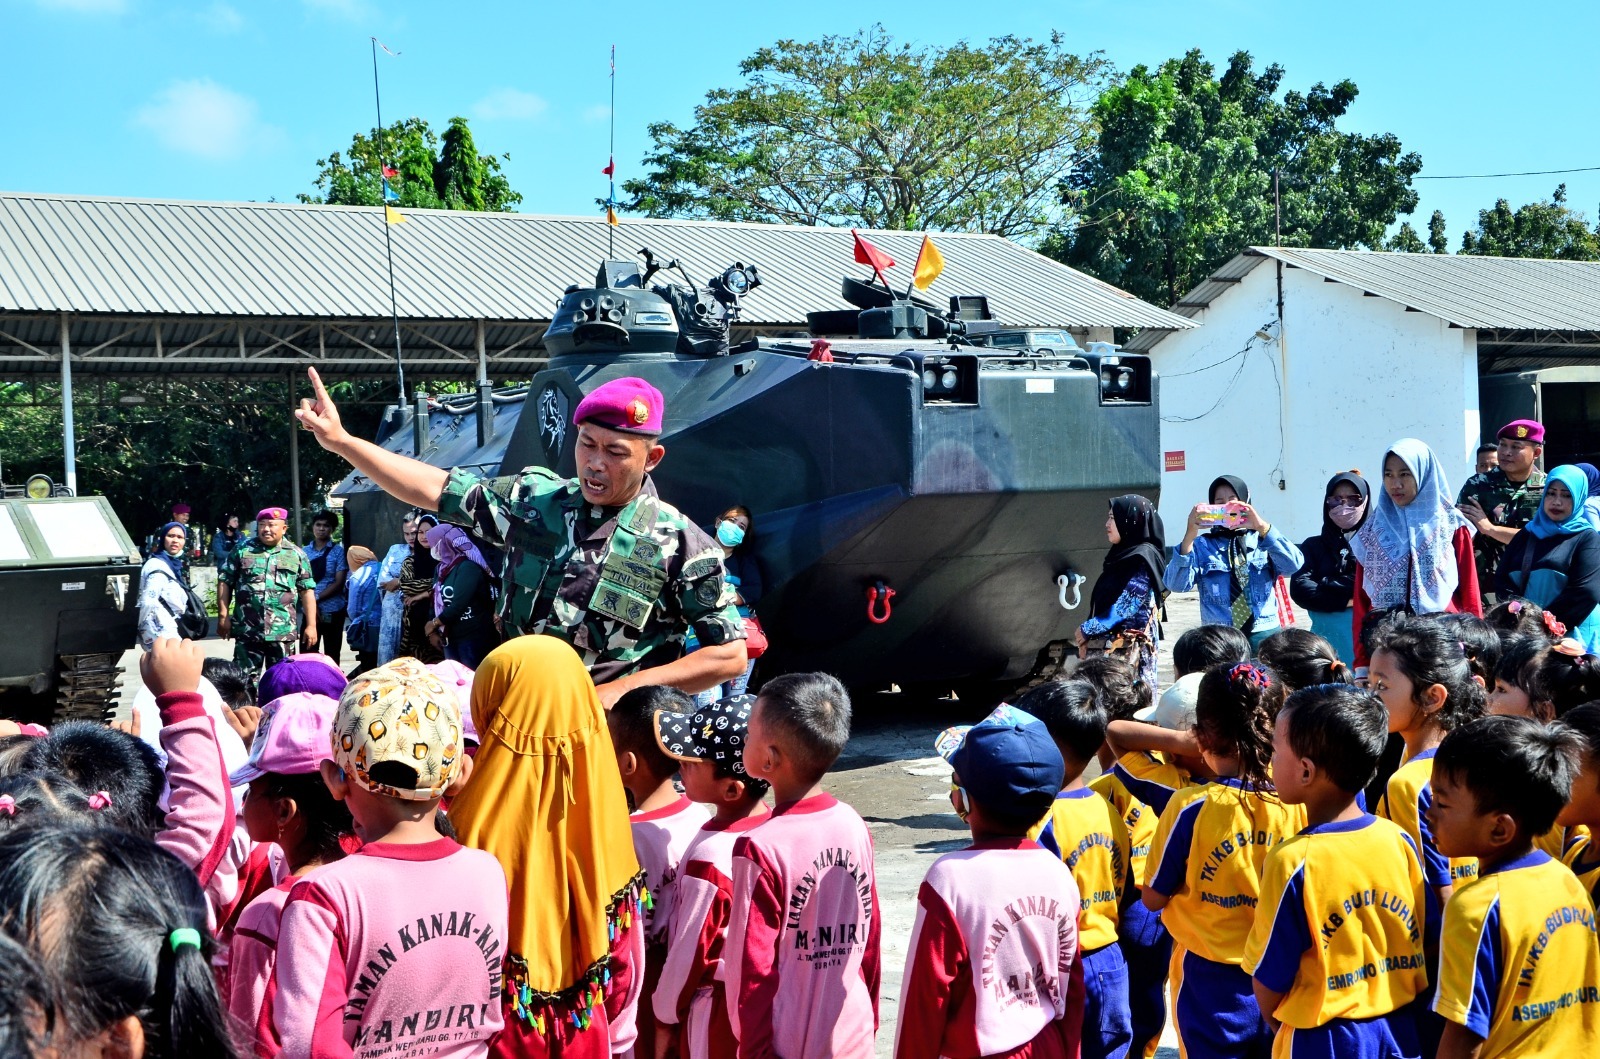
[608,44,616,257]
[371,37,407,404]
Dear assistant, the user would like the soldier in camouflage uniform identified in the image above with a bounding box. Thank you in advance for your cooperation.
[294,370,748,705]
[217,506,319,689]
[1457,419,1547,605]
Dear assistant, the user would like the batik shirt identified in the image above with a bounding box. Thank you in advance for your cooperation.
[1458,467,1546,589]
[438,466,744,685]
[219,537,315,643]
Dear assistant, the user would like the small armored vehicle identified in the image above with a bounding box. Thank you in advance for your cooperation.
[0,477,142,723]
[340,249,1160,702]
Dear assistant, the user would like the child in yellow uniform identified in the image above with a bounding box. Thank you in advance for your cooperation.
[1427,715,1600,1058]
[1142,662,1307,1059]
[1365,617,1485,1053]
[1245,684,1427,1058]
[1553,702,1600,901]
[1017,679,1134,1059]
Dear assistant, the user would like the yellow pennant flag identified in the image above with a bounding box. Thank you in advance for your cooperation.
[606,206,620,226]
[384,205,406,225]
[912,235,945,290]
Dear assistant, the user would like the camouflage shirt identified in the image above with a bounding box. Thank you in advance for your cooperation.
[1458,466,1547,587]
[438,466,745,685]
[219,536,316,643]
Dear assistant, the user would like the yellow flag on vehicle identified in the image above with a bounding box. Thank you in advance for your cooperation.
[384,205,406,225]
[912,235,945,290]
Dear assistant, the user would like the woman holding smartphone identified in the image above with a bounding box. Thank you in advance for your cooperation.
[1164,474,1304,649]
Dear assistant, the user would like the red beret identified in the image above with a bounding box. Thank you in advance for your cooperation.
[257,507,289,522]
[171,503,191,514]
[573,377,664,435]
[1497,419,1544,444]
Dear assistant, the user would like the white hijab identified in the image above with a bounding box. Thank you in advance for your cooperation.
[1350,438,1474,613]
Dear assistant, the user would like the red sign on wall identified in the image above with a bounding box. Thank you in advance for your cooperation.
[1164,450,1186,472]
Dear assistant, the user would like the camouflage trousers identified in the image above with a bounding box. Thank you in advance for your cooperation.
[234,639,297,693]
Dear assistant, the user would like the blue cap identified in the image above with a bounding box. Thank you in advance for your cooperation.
[936,704,1064,808]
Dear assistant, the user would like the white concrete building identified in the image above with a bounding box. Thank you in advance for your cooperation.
[1131,248,1600,544]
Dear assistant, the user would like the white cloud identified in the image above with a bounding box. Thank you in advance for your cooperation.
[471,88,548,122]
[199,2,244,32]
[582,104,611,124]
[133,79,281,162]
[302,0,372,20]
[29,0,126,12]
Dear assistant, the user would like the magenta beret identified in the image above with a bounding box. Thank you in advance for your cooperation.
[572,377,664,435]
[171,503,191,515]
[256,507,289,522]
[1497,419,1544,444]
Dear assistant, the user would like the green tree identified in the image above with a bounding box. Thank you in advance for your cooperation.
[1387,222,1426,253]
[1050,50,1422,305]
[300,117,522,212]
[1458,184,1600,259]
[1428,209,1449,254]
[620,26,1113,239]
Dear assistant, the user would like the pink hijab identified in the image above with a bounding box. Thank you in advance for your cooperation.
[429,525,494,614]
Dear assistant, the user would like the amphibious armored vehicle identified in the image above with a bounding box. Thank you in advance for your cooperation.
[339,249,1161,700]
[0,478,141,723]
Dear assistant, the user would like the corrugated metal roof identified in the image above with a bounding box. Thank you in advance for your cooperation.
[1130,247,1600,350]
[0,192,1192,331]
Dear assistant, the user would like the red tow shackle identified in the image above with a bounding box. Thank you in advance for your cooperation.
[866,581,896,625]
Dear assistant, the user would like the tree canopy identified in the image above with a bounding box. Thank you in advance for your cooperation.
[1458,184,1600,259]
[300,116,523,212]
[620,27,1112,240]
[1050,50,1422,305]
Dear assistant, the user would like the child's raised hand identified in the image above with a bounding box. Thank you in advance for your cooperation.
[140,637,206,697]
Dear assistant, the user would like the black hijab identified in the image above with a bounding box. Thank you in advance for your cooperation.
[1320,471,1371,539]
[411,514,440,579]
[1092,495,1167,616]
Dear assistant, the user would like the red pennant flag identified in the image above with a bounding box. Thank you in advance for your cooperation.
[851,229,895,275]
[382,165,398,179]
[602,157,615,177]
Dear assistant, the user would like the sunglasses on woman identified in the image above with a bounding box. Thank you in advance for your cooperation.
[1325,496,1364,509]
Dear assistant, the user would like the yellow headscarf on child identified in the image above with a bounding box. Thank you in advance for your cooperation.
[447,636,640,1000]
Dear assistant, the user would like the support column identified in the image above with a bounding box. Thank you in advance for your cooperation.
[289,371,303,543]
[475,318,489,386]
[58,314,77,495]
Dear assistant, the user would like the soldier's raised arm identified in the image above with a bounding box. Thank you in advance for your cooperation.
[295,367,448,511]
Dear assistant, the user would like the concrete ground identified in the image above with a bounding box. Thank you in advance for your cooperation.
[109,595,1211,1059]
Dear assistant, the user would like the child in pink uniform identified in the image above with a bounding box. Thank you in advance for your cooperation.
[726,673,881,1059]
[897,705,1084,1059]
[651,693,771,1059]
[224,691,351,1047]
[609,686,713,1058]
[266,659,509,1059]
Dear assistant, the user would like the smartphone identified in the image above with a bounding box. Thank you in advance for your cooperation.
[1196,504,1248,530]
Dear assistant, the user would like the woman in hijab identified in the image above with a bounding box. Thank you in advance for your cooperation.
[1351,439,1482,665]
[397,514,443,663]
[1290,471,1371,665]
[1077,494,1167,693]
[343,545,382,674]
[376,513,416,664]
[1166,475,1305,650]
[1577,463,1600,526]
[1497,465,1600,652]
[424,525,498,668]
[449,636,646,1059]
[137,521,191,648]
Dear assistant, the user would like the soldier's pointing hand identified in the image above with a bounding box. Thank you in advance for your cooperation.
[295,368,350,451]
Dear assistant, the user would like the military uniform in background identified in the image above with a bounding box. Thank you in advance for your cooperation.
[439,465,744,686]
[1457,465,1546,600]
[220,535,316,686]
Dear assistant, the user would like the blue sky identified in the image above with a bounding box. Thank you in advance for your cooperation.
[4,0,1598,254]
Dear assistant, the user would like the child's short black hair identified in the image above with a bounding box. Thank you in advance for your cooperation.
[1280,684,1388,794]
[968,786,1057,836]
[1435,716,1581,839]
[1073,655,1150,721]
[1526,646,1600,720]
[1359,606,1409,662]
[1436,613,1501,684]
[17,723,163,837]
[1555,702,1600,757]
[256,772,354,862]
[1256,629,1350,691]
[201,658,253,710]
[755,673,851,781]
[311,509,339,529]
[610,686,692,777]
[1171,625,1250,679]
[1484,598,1559,642]
[1014,680,1106,764]
[1477,442,1498,455]
[1494,634,1547,693]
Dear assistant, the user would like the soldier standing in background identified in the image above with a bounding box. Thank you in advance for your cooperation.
[217,505,318,690]
[293,368,746,706]
[1457,419,1547,606]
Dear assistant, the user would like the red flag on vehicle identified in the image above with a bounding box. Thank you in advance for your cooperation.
[851,229,895,277]
[381,165,398,179]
